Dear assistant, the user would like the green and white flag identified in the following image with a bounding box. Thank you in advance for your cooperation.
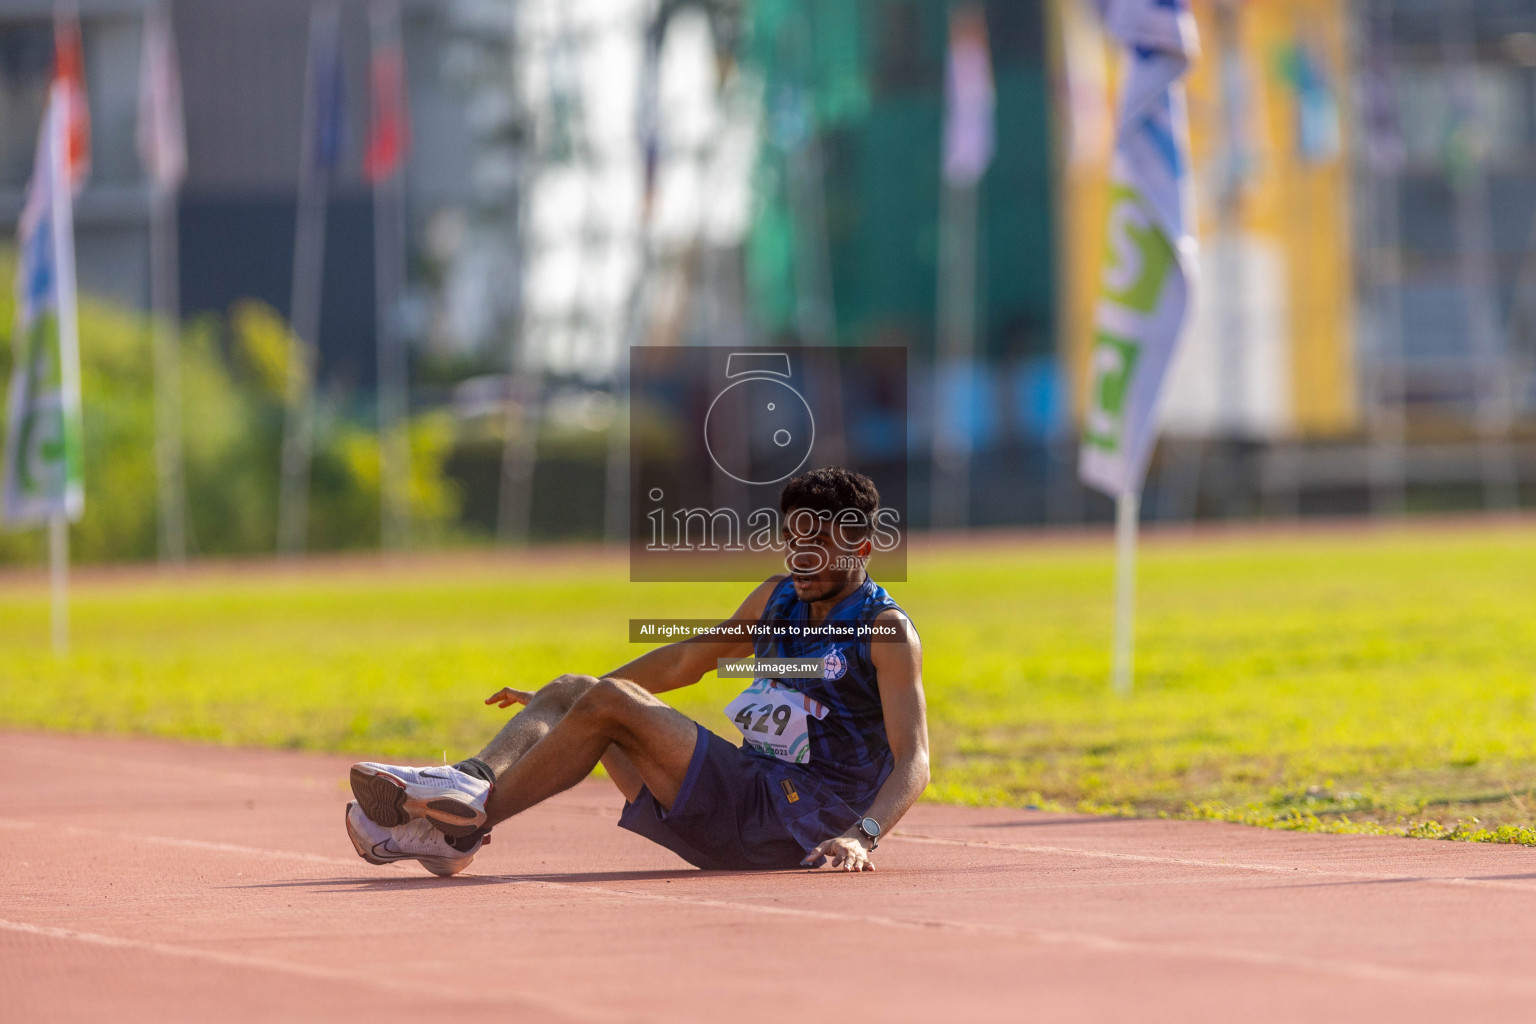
[1079,0,1199,498]
[3,85,84,527]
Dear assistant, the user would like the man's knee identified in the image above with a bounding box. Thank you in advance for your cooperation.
[537,673,599,713]
[570,677,651,728]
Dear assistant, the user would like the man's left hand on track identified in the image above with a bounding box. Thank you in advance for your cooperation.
[804,832,874,872]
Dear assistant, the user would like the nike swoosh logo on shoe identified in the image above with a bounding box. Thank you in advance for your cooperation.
[371,840,408,861]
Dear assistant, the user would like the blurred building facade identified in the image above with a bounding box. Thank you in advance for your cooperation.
[1061,0,1535,519]
[0,0,482,392]
[1,0,1533,543]
[737,0,1059,526]
[1347,0,1536,513]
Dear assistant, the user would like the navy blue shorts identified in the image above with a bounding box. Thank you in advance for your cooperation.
[618,725,809,871]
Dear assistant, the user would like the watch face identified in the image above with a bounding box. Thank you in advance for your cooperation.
[861,817,881,837]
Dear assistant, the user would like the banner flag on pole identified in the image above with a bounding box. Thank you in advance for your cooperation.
[1078,0,1199,498]
[3,86,85,528]
[363,6,409,184]
[942,4,995,188]
[53,5,92,193]
[137,1,186,190]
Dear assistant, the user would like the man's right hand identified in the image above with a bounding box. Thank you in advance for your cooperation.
[488,674,602,709]
[485,687,534,708]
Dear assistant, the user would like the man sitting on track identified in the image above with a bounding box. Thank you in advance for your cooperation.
[344,466,928,876]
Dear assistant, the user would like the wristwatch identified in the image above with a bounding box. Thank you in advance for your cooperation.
[855,816,882,849]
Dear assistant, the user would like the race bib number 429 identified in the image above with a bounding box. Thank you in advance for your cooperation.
[723,678,829,764]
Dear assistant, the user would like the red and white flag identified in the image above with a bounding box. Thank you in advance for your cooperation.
[53,5,91,192]
[136,1,186,190]
[363,8,410,184]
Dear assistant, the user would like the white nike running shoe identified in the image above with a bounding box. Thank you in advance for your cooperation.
[344,801,482,877]
[349,761,492,838]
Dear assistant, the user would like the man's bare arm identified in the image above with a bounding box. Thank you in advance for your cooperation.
[604,576,785,693]
[485,576,784,707]
[805,607,929,871]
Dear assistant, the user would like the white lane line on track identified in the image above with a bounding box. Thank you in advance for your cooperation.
[890,832,1536,894]
[0,918,606,1024]
[12,816,1535,895]
[8,816,1536,996]
[0,818,371,869]
[12,740,1530,891]
[482,877,1536,997]
[0,742,338,791]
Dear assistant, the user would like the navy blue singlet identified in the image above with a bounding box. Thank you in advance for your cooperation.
[746,575,911,848]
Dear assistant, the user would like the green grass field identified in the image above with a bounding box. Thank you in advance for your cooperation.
[4,523,1536,843]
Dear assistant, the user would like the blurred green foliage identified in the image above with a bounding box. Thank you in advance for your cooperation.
[0,257,461,563]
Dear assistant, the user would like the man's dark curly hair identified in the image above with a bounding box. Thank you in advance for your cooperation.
[779,466,880,523]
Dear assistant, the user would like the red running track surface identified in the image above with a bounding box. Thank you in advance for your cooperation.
[4,729,1535,1023]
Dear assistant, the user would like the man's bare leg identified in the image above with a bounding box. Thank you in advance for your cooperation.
[477,675,646,802]
[481,677,699,827]
[349,675,697,858]
[475,674,596,775]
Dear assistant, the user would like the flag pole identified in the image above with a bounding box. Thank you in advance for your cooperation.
[369,0,410,552]
[931,175,979,531]
[141,0,187,563]
[149,180,185,563]
[278,3,339,556]
[931,3,992,532]
[605,22,661,547]
[49,62,83,654]
[1074,1,1197,697]
[49,513,69,653]
[1111,489,1139,695]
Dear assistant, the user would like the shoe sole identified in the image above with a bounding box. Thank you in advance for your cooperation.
[349,764,488,839]
[344,805,472,877]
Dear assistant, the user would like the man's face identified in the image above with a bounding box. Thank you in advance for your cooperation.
[783,508,870,603]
